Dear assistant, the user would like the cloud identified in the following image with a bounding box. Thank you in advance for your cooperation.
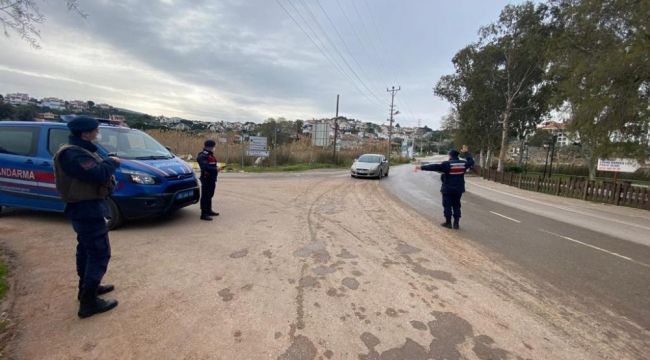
[1,0,519,127]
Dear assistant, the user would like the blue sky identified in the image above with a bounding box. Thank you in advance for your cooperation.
[0,0,529,128]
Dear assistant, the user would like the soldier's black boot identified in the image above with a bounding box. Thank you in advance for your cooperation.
[208,210,220,216]
[453,219,460,230]
[78,284,114,300]
[78,288,118,319]
[200,212,213,221]
[441,218,452,229]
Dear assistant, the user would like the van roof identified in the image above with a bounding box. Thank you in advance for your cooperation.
[0,121,126,129]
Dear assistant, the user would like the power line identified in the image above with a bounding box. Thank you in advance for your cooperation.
[294,0,383,107]
[313,0,385,104]
[359,0,420,126]
[275,0,381,107]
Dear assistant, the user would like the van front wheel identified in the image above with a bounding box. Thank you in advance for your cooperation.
[107,198,123,230]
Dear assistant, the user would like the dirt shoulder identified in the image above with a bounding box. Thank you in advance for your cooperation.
[0,171,646,359]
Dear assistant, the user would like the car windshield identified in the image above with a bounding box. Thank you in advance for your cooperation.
[97,127,172,160]
[358,155,382,163]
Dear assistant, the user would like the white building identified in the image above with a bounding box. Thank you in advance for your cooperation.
[537,121,572,147]
[40,97,66,111]
[68,100,88,113]
[5,93,30,106]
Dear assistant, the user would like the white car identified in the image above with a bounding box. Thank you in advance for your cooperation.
[350,154,389,179]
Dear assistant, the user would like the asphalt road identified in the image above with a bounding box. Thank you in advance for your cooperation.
[381,162,650,333]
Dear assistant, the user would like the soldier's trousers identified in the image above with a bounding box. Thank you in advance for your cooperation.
[200,178,216,213]
[71,218,111,293]
[442,192,462,221]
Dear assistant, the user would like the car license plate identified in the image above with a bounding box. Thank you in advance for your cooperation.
[176,190,194,200]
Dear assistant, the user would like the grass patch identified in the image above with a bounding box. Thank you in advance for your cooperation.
[0,259,7,301]
[230,162,345,173]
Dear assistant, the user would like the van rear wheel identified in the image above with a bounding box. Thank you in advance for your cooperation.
[107,198,123,230]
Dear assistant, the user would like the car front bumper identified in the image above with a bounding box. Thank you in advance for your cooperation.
[351,169,380,177]
[113,186,199,220]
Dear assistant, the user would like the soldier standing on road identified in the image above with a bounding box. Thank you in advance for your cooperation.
[197,139,219,221]
[53,116,120,318]
[416,145,474,229]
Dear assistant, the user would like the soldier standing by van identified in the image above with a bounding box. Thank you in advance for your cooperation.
[53,116,120,318]
[197,139,219,221]
[416,145,474,229]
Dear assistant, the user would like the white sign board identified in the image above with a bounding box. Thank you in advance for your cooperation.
[247,150,270,157]
[312,123,331,147]
[597,158,640,173]
[218,137,227,144]
[249,136,268,151]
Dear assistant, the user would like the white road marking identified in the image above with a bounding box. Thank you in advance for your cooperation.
[468,180,650,232]
[489,211,521,223]
[539,229,650,268]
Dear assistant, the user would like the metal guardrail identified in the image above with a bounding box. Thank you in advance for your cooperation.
[473,166,650,210]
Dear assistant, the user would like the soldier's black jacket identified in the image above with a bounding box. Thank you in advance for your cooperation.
[421,152,474,194]
[57,136,119,220]
[197,148,218,182]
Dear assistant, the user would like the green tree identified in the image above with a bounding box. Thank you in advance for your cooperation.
[15,105,36,121]
[480,2,552,171]
[0,102,14,120]
[548,0,650,179]
[435,44,505,166]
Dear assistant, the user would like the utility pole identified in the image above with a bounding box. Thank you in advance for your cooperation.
[548,134,558,179]
[417,119,422,156]
[273,122,278,167]
[333,94,339,162]
[387,86,400,162]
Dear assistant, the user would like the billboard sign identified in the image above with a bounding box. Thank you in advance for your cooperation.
[597,158,641,173]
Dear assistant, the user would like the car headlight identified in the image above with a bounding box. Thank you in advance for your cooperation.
[121,169,158,185]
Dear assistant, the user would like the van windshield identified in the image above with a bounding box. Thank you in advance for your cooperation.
[98,127,172,160]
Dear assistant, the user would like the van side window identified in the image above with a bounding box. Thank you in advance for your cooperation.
[0,127,39,156]
[48,128,70,155]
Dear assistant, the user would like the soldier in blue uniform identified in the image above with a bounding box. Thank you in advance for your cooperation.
[417,145,474,229]
[53,116,120,318]
[197,139,219,221]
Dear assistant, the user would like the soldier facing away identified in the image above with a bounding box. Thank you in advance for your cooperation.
[416,145,474,229]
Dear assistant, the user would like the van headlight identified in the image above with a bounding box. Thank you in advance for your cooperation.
[121,169,158,185]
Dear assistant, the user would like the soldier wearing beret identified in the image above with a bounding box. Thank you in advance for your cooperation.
[416,145,474,230]
[197,139,219,221]
[53,116,120,318]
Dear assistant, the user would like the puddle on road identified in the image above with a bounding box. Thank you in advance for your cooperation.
[293,241,331,263]
[356,311,511,360]
[277,335,317,360]
[397,242,422,255]
[229,249,249,258]
[337,248,358,259]
[218,288,234,302]
[404,255,456,283]
[312,265,337,275]
[342,277,360,290]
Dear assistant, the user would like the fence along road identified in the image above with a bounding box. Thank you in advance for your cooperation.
[381,163,650,334]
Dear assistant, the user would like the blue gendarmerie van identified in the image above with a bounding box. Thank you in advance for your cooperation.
[0,118,199,229]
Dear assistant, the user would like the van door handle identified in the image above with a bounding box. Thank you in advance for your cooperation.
[24,159,33,164]
[40,161,51,167]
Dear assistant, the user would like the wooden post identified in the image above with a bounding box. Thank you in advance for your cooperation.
[614,183,622,205]
[517,174,522,188]
[535,176,541,192]
[509,172,514,186]
[582,179,589,200]
[555,178,561,195]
